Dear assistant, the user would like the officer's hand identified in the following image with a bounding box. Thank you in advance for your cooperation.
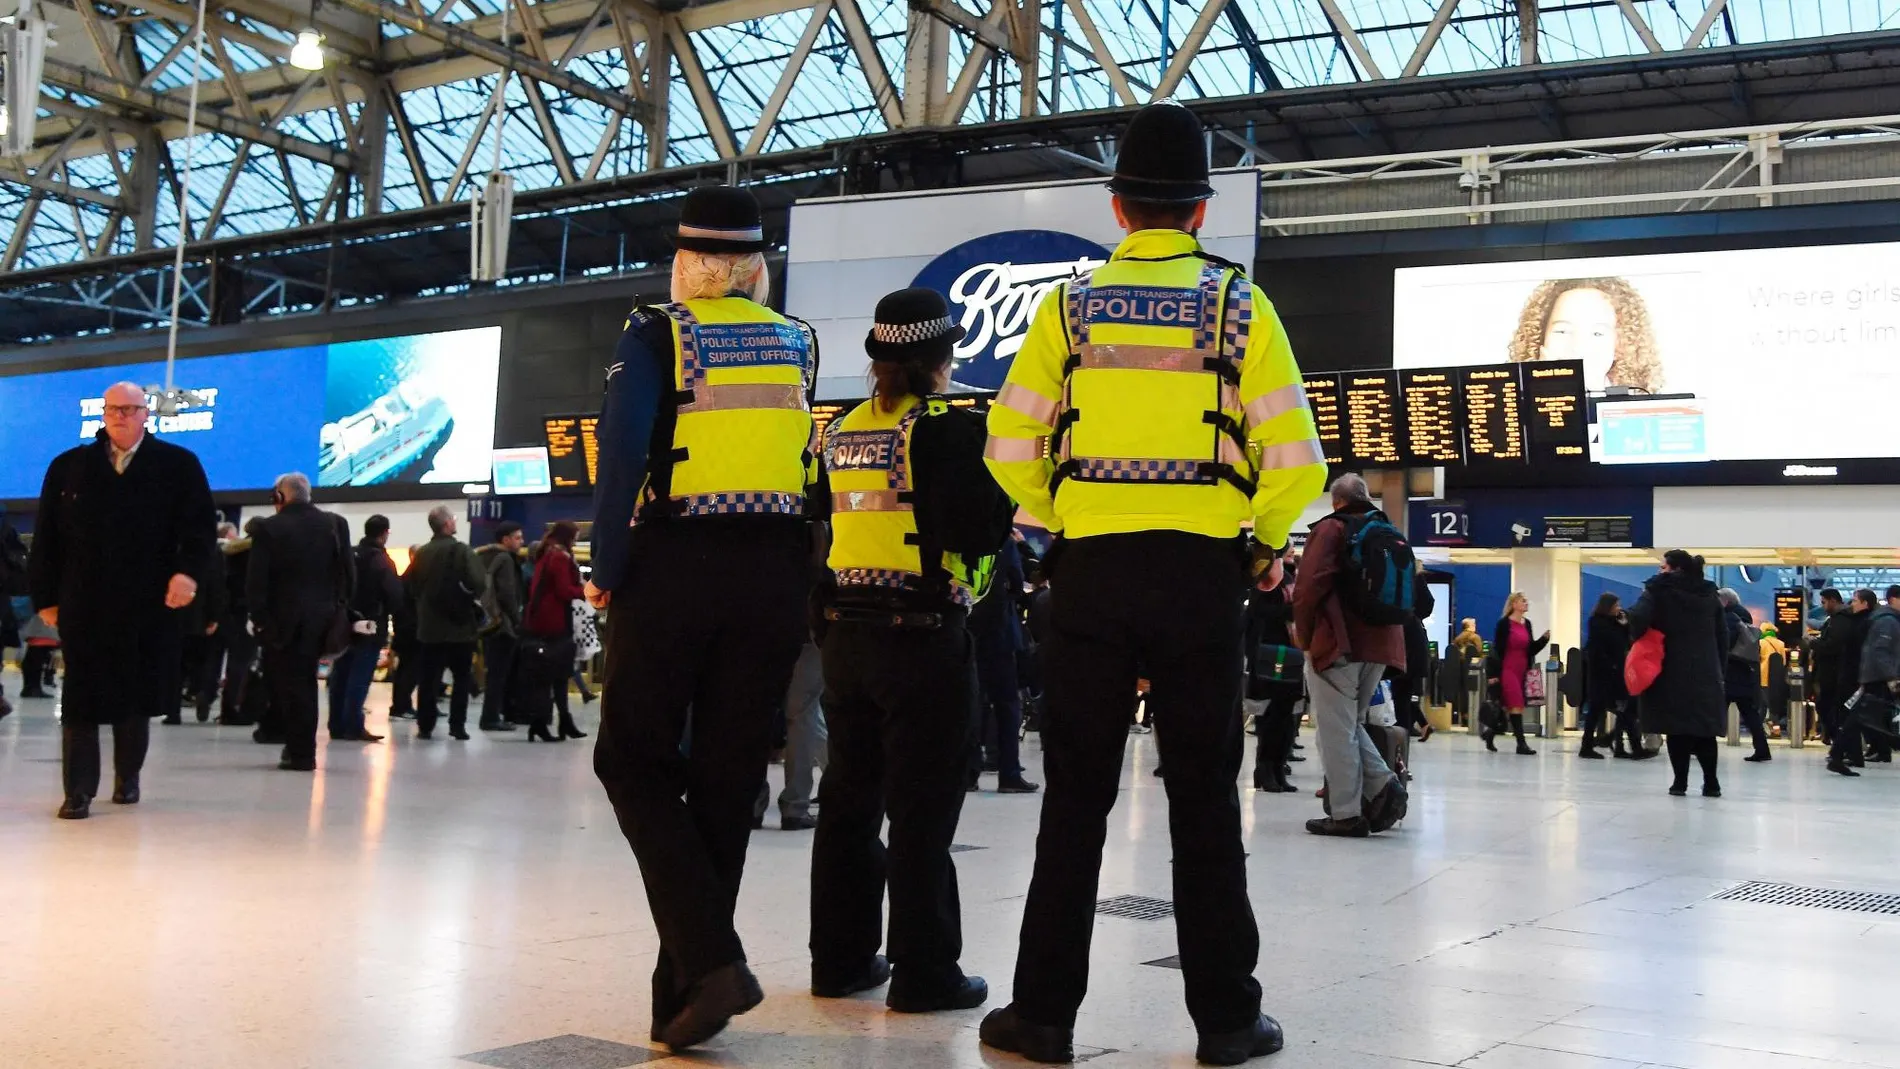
[37,606,57,629]
[1249,540,1282,589]
[585,581,611,609]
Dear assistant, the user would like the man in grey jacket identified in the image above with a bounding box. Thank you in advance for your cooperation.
[476,522,526,732]
[1855,585,1900,764]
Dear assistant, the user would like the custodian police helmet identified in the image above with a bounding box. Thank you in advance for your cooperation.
[1105,101,1215,204]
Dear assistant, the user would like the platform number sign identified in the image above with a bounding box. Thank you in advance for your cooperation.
[1420,503,1470,547]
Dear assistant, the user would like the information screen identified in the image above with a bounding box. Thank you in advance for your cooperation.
[1398,368,1461,465]
[1342,371,1402,468]
[1302,374,1345,465]
[492,447,552,495]
[1459,366,1526,463]
[542,413,601,490]
[1521,359,1589,462]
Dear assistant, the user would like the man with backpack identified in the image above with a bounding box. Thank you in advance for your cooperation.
[1292,473,1410,838]
[405,505,487,741]
[1718,588,1771,762]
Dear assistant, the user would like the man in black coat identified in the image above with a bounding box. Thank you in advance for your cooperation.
[1810,588,1849,745]
[0,504,27,721]
[218,518,264,724]
[29,382,217,819]
[1827,589,1878,776]
[248,472,355,772]
[327,514,404,743]
[1718,589,1772,763]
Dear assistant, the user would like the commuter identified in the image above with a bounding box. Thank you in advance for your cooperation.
[968,535,1039,793]
[28,382,216,819]
[1450,618,1485,659]
[18,609,59,700]
[771,618,826,829]
[1827,588,1878,775]
[1855,585,1900,764]
[476,522,526,733]
[0,503,26,719]
[810,286,1016,1014]
[327,514,403,743]
[218,517,261,723]
[388,545,422,721]
[1810,588,1849,746]
[1392,566,1435,743]
[1627,550,1726,797]
[167,537,225,724]
[248,473,354,771]
[587,185,819,1052]
[1486,593,1549,755]
[1244,560,1302,793]
[979,101,1326,1067]
[1717,588,1772,762]
[520,521,588,742]
[1583,593,1649,759]
[407,506,487,741]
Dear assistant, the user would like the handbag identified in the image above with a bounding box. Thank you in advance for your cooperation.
[1523,665,1546,702]
[1252,642,1305,686]
[570,599,601,661]
[1625,630,1665,695]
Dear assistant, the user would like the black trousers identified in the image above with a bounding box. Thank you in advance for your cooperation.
[22,646,54,693]
[1667,733,1719,787]
[1829,689,1864,765]
[62,718,150,799]
[192,628,227,718]
[419,642,476,734]
[1013,532,1258,1033]
[1818,686,1843,744]
[264,645,322,764]
[480,632,518,726]
[813,617,977,993]
[220,613,257,721]
[971,633,1024,780]
[390,640,420,716]
[1251,692,1299,779]
[592,522,808,1023]
[1732,690,1769,756]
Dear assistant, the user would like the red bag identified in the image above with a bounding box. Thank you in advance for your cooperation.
[1625,630,1665,695]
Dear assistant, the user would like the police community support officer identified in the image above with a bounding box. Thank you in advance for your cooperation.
[808,288,1016,1013]
[978,102,1329,1066]
[588,185,821,1053]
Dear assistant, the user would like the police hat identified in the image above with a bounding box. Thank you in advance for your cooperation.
[674,186,767,253]
[864,287,966,363]
[1106,101,1215,204]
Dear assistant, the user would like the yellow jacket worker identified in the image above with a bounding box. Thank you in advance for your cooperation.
[979,102,1327,1069]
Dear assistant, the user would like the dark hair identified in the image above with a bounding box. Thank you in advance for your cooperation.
[1662,549,1703,579]
[870,351,953,413]
[1854,588,1878,610]
[243,516,267,538]
[547,520,580,550]
[1887,584,1900,601]
[365,514,390,540]
[1592,592,1621,618]
[1820,587,1843,603]
[493,521,523,543]
[1118,197,1199,232]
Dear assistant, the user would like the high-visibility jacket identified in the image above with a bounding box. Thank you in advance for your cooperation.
[984,229,1327,547]
[825,394,995,607]
[640,296,817,519]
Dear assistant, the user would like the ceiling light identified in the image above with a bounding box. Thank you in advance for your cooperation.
[289,28,324,70]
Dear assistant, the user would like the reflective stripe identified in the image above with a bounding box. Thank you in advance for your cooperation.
[996,383,1059,427]
[831,489,910,513]
[1066,458,1208,483]
[1077,343,1204,373]
[672,490,805,517]
[1243,383,1308,430]
[678,382,807,414]
[984,436,1046,463]
[1258,437,1327,470]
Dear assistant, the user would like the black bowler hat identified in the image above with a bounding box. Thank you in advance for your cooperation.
[674,186,766,253]
[1107,101,1215,204]
[864,287,966,363]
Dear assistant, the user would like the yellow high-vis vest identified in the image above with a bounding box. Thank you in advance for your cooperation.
[984,230,1327,547]
[641,296,817,518]
[825,395,994,607]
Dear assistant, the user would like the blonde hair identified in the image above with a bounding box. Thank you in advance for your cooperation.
[1506,276,1663,393]
[1504,592,1529,617]
[671,250,770,304]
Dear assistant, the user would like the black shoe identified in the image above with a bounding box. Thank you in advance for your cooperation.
[1483,732,1498,753]
[980,1005,1074,1063]
[389,709,417,720]
[1366,781,1408,833]
[812,955,890,998]
[527,722,558,742]
[278,758,316,771]
[161,714,182,725]
[998,778,1041,794]
[1196,1013,1285,1066]
[18,687,46,699]
[1668,783,1688,796]
[579,688,597,704]
[0,697,10,720]
[1578,748,1605,760]
[111,777,140,805]
[558,714,588,739]
[1744,751,1771,762]
[1702,783,1721,798]
[416,728,434,740]
[658,961,764,1051]
[332,731,385,742]
[1612,744,1631,759]
[479,720,518,733]
[1305,815,1370,837]
[1516,743,1537,755]
[1849,757,1867,768]
[1868,753,1894,763]
[1291,740,1303,750]
[1253,768,1296,793]
[780,811,817,831]
[252,729,284,745]
[196,704,211,723]
[888,974,987,1014]
[448,728,471,741]
[57,796,91,820]
[1632,748,1660,761]
[1828,760,1861,777]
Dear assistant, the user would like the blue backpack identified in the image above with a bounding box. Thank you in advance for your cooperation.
[1329,509,1416,626]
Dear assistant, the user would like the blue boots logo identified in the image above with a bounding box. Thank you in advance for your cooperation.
[911,230,1109,391]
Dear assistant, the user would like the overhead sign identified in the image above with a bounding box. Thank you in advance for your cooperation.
[1540,515,1634,547]
[1408,488,1652,549]
[1774,587,1806,634]
[911,229,1109,391]
[541,413,600,491]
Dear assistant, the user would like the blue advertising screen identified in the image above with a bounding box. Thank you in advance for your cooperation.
[0,326,501,499]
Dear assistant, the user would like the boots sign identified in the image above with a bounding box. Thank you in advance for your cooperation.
[910,230,1109,391]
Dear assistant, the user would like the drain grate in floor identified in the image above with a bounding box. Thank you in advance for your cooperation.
[1096,894,1174,920]
[1711,881,1900,915]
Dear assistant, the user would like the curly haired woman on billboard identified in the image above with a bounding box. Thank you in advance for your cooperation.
[1507,276,1664,393]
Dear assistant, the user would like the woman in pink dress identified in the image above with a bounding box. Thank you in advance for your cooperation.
[1486,593,1549,755]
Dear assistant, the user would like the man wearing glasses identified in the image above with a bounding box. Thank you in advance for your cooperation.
[29,382,217,820]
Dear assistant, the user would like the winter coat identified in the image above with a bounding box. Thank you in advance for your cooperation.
[1839,610,1874,693]
[1293,503,1406,673]
[1811,609,1852,696]
[351,540,406,644]
[1721,602,1761,701]
[1860,605,1900,687]
[1626,569,1727,737]
[1584,612,1631,708]
[476,542,524,638]
[524,545,585,638]
[406,534,487,645]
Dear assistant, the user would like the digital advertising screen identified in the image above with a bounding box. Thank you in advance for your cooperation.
[1392,242,1900,464]
[492,447,552,495]
[0,325,501,500]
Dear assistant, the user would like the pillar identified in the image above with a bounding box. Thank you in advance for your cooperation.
[1510,547,1582,668]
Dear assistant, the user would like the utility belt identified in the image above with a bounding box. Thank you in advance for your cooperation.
[824,588,968,631]
[824,604,944,631]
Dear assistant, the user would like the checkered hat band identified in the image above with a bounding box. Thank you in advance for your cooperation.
[873,315,956,345]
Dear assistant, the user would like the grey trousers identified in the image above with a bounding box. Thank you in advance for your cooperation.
[1305,659,1397,821]
[779,641,829,819]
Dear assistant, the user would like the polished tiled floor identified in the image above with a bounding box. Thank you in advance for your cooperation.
[3,672,1897,1069]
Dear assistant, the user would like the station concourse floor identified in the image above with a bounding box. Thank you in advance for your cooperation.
[3,676,1898,1069]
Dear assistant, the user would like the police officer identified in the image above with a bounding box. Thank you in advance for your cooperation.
[808,288,1016,1013]
[978,102,1329,1065]
[588,185,820,1052]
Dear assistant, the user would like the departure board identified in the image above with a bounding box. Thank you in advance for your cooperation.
[1302,373,1345,464]
[541,413,601,490]
[1522,359,1589,462]
[1398,368,1462,465]
[1459,366,1526,463]
[1342,370,1403,468]
[812,401,852,440]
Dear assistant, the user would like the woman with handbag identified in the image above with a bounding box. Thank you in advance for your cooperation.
[522,521,588,742]
[1584,594,1650,760]
[1487,593,1549,755]
[1245,559,1303,793]
[1627,550,1727,796]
